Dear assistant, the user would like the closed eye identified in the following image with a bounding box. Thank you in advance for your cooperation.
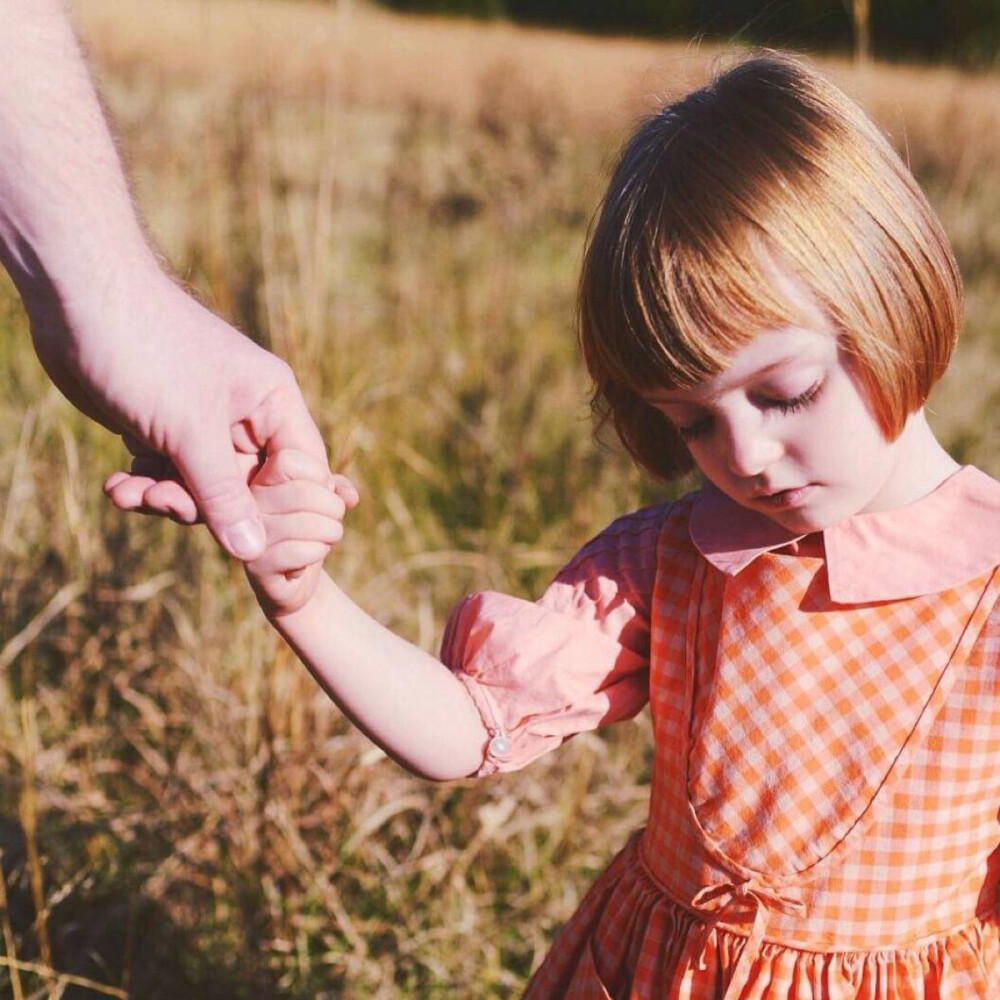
[676,416,713,442]
[674,380,823,442]
[762,380,823,415]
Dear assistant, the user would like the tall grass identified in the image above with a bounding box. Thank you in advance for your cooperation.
[1,1,999,995]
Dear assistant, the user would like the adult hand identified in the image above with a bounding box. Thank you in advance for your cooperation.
[85,266,330,560]
[0,0,329,561]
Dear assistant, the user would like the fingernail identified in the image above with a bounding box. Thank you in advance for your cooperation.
[222,518,265,559]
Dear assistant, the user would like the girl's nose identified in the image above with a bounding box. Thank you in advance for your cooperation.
[722,415,782,478]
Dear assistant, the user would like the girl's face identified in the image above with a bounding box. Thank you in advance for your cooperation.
[645,316,948,534]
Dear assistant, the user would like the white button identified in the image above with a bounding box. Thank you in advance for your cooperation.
[488,733,511,758]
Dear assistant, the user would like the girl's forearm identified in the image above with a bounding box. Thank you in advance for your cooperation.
[268,574,490,781]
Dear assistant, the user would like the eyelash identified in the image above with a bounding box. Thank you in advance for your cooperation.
[675,381,823,442]
[774,380,822,414]
[676,419,713,442]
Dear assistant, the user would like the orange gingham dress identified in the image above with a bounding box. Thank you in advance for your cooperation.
[441,466,1000,999]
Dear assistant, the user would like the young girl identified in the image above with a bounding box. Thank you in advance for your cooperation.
[113,52,1000,998]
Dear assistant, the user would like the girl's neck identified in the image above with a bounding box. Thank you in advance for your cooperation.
[867,409,960,514]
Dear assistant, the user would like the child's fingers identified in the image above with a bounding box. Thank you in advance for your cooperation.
[249,540,334,577]
[252,479,348,519]
[252,448,331,488]
[258,512,345,548]
[330,473,360,508]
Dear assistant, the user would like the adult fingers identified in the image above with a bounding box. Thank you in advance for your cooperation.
[103,470,154,511]
[170,419,266,559]
[103,472,201,524]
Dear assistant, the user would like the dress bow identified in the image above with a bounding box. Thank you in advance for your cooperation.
[690,877,806,997]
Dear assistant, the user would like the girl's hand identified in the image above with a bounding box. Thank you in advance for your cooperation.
[244,450,358,618]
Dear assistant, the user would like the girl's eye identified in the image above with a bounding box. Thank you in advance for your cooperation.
[675,380,822,441]
[676,416,713,442]
[671,380,822,441]
[765,380,823,415]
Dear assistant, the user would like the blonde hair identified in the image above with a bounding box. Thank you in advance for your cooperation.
[579,52,962,480]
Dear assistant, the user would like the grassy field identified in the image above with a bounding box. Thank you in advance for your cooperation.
[1,1,999,996]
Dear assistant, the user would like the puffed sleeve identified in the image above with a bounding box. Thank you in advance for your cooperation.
[440,502,668,775]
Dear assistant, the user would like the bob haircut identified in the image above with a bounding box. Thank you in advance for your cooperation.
[579,52,962,481]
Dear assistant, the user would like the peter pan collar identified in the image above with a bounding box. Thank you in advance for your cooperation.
[688,466,1000,603]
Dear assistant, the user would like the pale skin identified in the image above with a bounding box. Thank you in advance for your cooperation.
[645,326,958,536]
[222,309,959,784]
[0,0,329,564]
[244,450,489,781]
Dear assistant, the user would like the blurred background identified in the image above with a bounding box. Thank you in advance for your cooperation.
[381,0,1000,66]
[0,0,998,996]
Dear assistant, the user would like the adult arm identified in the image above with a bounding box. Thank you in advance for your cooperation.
[0,0,328,560]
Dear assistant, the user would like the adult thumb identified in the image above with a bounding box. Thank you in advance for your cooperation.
[173,439,266,561]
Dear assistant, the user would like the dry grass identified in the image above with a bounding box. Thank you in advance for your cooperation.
[0,1,998,996]
[73,0,707,131]
[71,0,1000,152]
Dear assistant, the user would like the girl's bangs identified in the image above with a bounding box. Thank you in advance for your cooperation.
[600,232,803,398]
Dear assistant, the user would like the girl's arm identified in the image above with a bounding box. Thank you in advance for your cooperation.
[244,450,489,781]
[267,576,490,781]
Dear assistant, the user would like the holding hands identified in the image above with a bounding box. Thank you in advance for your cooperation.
[71,268,336,562]
[242,451,358,617]
[110,439,358,615]
[112,442,359,615]
[1,0,487,786]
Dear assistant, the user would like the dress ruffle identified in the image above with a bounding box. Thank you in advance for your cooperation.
[523,833,1000,1000]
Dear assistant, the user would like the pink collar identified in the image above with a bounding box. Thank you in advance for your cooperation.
[688,466,1000,602]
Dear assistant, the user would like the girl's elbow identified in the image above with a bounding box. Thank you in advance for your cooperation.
[406,745,487,783]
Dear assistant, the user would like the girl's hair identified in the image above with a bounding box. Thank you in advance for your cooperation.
[579,52,962,480]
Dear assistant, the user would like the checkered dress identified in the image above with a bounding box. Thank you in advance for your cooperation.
[444,482,1000,999]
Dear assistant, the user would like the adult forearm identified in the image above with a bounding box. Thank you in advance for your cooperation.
[268,575,490,781]
[0,0,155,325]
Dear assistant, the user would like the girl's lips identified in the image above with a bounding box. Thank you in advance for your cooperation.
[754,484,814,509]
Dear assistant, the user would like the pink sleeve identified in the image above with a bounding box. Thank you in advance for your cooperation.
[440,503,666,775]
